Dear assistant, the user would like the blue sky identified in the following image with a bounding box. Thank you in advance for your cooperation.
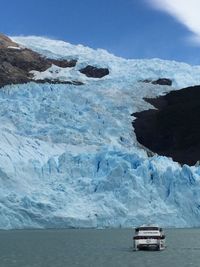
[1,0,200,64]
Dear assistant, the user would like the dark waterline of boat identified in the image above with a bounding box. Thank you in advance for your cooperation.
[0,228,200,267]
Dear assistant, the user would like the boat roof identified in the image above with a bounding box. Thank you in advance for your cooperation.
[135,226,162,231]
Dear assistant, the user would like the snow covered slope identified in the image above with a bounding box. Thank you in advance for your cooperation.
[0,36,198,229]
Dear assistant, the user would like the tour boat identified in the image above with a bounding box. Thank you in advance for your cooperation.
[133,225,166,251]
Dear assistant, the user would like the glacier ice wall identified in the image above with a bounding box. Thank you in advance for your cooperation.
[0,36,199,228]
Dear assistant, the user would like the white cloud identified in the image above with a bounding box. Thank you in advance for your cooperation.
[147,0,200,45]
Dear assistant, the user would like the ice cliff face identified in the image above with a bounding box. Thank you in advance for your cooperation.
[0,36,199,228]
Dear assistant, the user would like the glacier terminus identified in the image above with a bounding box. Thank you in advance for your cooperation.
[0,35,199,229]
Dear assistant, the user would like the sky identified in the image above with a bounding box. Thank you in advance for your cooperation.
[1,0,200,64]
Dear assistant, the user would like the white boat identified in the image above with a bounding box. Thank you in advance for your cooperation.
[133,225,166,251]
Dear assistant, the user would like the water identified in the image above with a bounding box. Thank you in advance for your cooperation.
[0,228,200,267]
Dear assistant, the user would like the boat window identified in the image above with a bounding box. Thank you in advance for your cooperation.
[135,227,159,231]
[134,236,164,240]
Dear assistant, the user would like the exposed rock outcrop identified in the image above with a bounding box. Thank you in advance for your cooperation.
[79,65,109,78]
[36,79,83,86]
[152,78,172,86]
[50,59,77,68]
[0,34,19,48]
[142,78,172,86]
[133,85,200,166]
[0,34,78,88]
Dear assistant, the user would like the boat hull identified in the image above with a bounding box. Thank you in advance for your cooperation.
[134,239,165,251]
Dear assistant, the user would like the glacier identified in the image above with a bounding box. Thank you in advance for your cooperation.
[0,36,199,228]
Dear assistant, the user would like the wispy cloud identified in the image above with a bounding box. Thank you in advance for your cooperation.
[147,0,200,45]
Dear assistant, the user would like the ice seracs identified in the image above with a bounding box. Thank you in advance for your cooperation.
[133,225,166,251]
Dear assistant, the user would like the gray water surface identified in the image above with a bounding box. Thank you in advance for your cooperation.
[0,228,199,267]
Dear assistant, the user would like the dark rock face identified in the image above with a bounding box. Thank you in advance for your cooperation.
[0,34,78,88]
[152,78,172,86]
[79,65,109,78]
[133,85,200,166]
[142,78,172,86]
[36,79,83,86]
[50,59,77,68]
[0,34,19,48]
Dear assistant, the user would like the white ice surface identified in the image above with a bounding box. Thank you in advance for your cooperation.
[12,36,200,88]
[0,36,198,229]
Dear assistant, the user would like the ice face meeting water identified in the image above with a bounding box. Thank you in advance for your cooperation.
[0,36,199,229]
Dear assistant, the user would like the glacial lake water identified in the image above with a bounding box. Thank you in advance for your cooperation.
[0,228,200,267]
